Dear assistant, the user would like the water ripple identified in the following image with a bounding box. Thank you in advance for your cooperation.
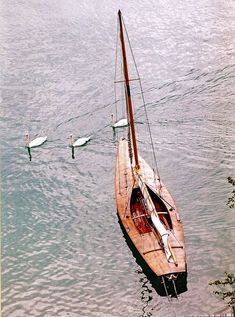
[2,0,235,316]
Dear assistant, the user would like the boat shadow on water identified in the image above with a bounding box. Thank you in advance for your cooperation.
[117,215,188,298]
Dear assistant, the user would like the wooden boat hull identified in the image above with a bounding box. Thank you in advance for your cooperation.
[117,213,188,296]
[115,138,186,279]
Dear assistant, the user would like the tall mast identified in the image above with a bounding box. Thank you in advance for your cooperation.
[118,10,139,169]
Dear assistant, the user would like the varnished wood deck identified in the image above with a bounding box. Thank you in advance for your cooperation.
[115,138,187,278]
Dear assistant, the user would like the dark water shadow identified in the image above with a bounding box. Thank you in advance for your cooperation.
[137,273,154,317]
[26,146,32,161]
[117,214,188,298]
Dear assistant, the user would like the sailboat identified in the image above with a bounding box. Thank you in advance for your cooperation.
[115,10,187,296]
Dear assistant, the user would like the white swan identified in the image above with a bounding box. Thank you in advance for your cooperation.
[70,134,91,147]
[25,132,47,148]
[111,113,128,128]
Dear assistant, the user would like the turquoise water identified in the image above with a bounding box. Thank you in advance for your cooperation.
[1,1,235,316]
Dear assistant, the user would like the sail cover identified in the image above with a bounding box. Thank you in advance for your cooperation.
[150,213,172,261]
[135,171,173,262]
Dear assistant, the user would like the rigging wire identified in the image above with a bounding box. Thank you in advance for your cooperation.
[114,16,122,142]
[114,16,119,124]
[114,20,128,141]
[121,16,162,185]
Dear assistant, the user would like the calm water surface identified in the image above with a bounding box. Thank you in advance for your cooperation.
[1,1,235,316]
